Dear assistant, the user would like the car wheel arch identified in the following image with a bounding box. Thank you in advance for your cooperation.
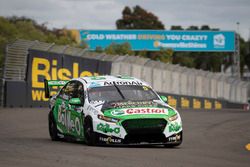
[84,115,93,125]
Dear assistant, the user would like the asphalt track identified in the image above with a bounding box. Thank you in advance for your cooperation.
[0,108,249,167]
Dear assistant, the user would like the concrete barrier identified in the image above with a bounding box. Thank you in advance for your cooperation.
[2,39,250,107]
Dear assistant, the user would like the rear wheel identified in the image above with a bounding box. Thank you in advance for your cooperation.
[84,118,96,146]
[48,111,60,141]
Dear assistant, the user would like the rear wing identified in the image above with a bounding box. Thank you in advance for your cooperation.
[44,79,69,98]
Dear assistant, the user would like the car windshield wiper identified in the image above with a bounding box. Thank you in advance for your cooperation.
[113,82,125,100]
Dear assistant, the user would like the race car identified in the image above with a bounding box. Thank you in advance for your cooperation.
[45,75,182,146]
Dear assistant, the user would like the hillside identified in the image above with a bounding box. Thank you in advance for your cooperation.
[0,16,78,67]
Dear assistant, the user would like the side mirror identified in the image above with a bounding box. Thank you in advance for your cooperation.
[160,95,168,103]
[69,98,82,105]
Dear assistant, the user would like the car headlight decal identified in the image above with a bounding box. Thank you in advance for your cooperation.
[168,114,178,122]
[98,114,120,123]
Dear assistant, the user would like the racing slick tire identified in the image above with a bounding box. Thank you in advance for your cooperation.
[84,117,97,146]
[48,111,60,141]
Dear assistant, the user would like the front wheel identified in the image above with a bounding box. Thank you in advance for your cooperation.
[84,118,96,146]
[48,111,60,141]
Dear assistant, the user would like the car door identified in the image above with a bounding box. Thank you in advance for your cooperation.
[54,81,76,136]
[66,81,85,139]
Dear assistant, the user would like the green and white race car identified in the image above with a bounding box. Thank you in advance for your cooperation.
[45,75,182,146]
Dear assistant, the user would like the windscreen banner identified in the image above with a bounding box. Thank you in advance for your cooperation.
[79,30,235,52]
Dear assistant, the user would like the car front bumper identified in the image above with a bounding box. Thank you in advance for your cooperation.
[92,115,182,145]
[94,131,183,145]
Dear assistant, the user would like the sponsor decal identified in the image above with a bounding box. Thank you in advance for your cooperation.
[48,80,68,86]
[169,122,181,133]
[70,98,81,104]
[213,34,225,48]
[99,137,122,144]
[89,76,106,80]
[168,96,177,108]
[111,101,157,108]
[97,123,120,134]
[118,76,134,79]
[86,105,98,115]
[90,100,105,105]
[58,104,81,135]
[168,134,181,142]
[104,81,143,86]
[109,107,168,116]
[181,97,190,108]
[80,30,235,52]
[30,57,99,101]
[74,117,81,135]
[204,99,212,109]
[193,98,201,109]
[89,82,101,88]
[126,108,167,114]
[111,110,125,116]
[215,100,222,109]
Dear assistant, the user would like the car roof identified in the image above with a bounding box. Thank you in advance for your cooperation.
[78,75,150,88]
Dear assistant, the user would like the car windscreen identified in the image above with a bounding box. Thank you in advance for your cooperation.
[88,85,159,102]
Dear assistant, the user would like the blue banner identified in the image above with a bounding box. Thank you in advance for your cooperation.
[79,30,235,52]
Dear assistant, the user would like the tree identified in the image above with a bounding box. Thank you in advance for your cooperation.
[116,5,169,62]
[186,26,199,30]
[172,52,195,68]
[171,25,230,72]
[245,39,250,71]
[200,25,210,30]
[170,25,184,30]
[239,36,249,74]
[155,48,173,63]
[0,16,77,68]
[104,42,134,56]
[245,52,250,71]
[116,5,165,30]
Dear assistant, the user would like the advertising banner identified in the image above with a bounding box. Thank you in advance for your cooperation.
[26,49,112,107]
[80,30,235,52]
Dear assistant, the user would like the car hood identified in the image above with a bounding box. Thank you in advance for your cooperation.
[100,100,176,120]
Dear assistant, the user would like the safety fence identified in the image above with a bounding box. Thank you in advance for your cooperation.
[2,39,250,109]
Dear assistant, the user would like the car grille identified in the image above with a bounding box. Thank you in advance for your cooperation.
[121,118,167,134]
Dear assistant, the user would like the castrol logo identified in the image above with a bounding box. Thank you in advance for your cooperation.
[126,108,167,114]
